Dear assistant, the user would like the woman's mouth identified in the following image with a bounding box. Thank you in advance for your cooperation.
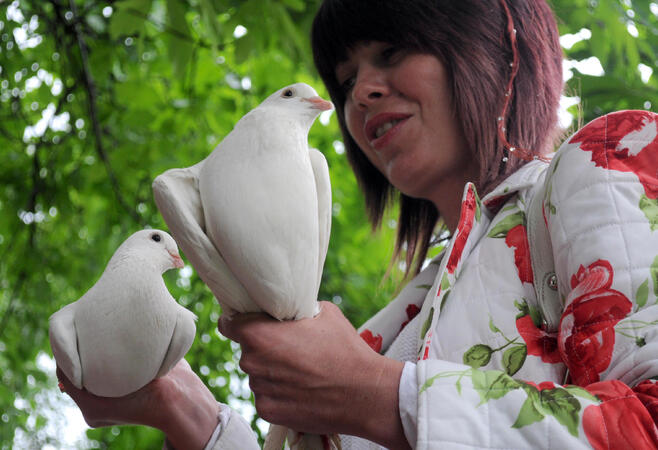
[365,113,411,149]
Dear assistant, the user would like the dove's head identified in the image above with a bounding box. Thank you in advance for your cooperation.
[260,83,333,126]
[118,229,185,274]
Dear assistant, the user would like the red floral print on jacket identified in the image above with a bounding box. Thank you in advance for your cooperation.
[446,188,476,274]
[516,314,561,363]
[359,329,382,353]
[558,260,632,385]
[505,224,533,284]
[583,380,658,450]
[633,379,658,423]
[524,380,556,391]
[400,304,421,331]
[570,110,658,199]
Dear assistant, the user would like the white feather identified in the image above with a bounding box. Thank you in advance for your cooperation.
[153,83,332,321]
[49,229,196,397]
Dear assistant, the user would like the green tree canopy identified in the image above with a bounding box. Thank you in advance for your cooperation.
[0,0,655,447]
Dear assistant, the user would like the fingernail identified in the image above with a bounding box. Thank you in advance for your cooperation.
[58,381,65,393]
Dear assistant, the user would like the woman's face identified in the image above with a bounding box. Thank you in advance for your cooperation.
[336,41,478,209]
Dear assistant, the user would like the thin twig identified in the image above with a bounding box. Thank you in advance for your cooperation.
[67,0,144,224]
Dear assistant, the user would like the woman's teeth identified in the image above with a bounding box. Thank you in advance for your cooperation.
[375,119,402,138]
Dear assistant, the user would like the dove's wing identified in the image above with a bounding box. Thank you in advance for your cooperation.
[152,164,256,313]
[49,303,82,389]
[308,147,331,305]
[156,306,197,378]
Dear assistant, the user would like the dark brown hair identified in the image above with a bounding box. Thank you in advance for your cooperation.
[311,0,563,275]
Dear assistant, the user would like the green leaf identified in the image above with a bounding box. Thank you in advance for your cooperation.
[166,0,194,80]
[439,289,450,312]
[488,316,500,333]
[281,0,306,11]
[563,385,599,403]
[537,388,582,437]
[420,307,434,340]
[109,0,153,39]
[472,370,520,404]
[651,255,658,298]
[487,211,524,238]
[639,195,658,231]
[440,272,450,291]
[502,345,527,376]
[512,394,545,429]
[463,344,493,369]
[636,278,649,309]
[415,284,432,290]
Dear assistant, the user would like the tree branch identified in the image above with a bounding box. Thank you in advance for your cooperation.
[67,0,144,225]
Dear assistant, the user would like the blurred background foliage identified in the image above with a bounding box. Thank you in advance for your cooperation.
[0,0,655,447]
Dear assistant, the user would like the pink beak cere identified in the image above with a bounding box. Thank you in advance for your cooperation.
[169,251,184,268]
[305,96,334,111]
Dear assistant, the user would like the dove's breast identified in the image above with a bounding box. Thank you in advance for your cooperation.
[199,121,320,320]
[74,268,178,396]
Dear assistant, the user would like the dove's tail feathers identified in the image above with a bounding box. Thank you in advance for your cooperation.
[263,424,288,450]
[48,304,83,389]
[155,307,197,378]
[153,168,257,313]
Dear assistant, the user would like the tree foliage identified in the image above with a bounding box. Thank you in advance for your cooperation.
[0,0,655,447]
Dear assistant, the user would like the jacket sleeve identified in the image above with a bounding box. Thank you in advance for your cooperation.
[414,110,658,449]
[163,402,260,450]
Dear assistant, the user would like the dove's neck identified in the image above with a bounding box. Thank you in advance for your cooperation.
[241,108,314,135]
[106,249,167,276]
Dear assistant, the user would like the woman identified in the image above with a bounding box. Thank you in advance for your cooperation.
[61,0,658,448]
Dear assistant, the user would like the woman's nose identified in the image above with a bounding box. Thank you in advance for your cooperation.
[351,66,389,109]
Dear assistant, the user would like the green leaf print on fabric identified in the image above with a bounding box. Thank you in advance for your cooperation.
[512,396,545,428]
[420,368,593,437]
[639,194,658,231]
[439,289,451,312]
[420,307,434,340]
[463,344,493,368]
[540,388,582,437]
[487,211,525,238]
[637,279,649,309]
[415,284,433,290]
[649,255,658,297]
[464,317,527,374]
[544,153,562,216]
[472,370,520,404]
[502,345,527,376]
[441,272,450,291]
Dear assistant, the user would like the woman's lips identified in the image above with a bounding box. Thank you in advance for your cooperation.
[365,113,411,150]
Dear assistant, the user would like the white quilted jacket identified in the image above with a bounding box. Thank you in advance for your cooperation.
[356,110,658,449]
[193,110,658,450]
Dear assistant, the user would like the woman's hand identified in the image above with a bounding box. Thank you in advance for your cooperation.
[218,301,409,449]
[57,359,220,450]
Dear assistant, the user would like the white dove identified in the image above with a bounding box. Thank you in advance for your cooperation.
[49,229,196,397]
[152,83,335,449]
[152,83,332,320]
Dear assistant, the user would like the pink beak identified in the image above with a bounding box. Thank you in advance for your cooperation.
[304,96,333,111]
[169,251,184,268]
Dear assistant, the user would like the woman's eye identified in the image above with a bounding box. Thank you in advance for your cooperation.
[339,76,356,94]
[381,46,400,63]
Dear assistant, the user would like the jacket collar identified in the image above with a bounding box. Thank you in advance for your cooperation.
[481,160,549,214]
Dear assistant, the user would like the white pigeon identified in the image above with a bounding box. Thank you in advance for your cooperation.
[152,83,332,320]
[49,229,196,397]
[152,83,334,449]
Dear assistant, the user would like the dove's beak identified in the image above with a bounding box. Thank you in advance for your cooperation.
[169,251,185,269]
[305,96,333,111]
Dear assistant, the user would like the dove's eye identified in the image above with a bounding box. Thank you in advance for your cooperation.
[151,233,162,242]
[282,89,294,98]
